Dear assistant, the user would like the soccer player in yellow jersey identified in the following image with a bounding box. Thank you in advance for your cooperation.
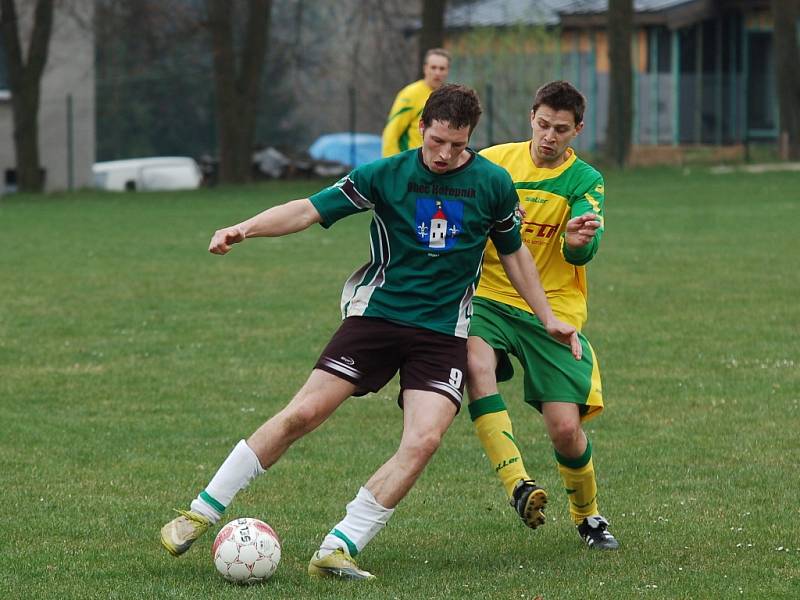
[381,48,450,157]
[467,81,619,549]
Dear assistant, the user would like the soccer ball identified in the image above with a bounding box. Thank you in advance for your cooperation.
[212,517,281,584]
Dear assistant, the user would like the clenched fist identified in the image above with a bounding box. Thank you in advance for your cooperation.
[209,226,246,255]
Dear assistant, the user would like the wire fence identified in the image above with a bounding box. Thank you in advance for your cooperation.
[5,9,787,191]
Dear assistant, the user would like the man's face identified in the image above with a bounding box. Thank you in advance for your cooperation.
[530,105,583,165]
[423,55,450,90]
[419,119,470,173]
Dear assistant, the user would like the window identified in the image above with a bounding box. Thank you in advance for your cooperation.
[646,26,672,74]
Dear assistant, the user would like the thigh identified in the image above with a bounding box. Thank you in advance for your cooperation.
[314,316,406,395]
[466,335,500,399]
[286,368,359,419]
[468,297,520,383]
[516,318,604,421]
[399,328,468,411]
[400,389,458,441]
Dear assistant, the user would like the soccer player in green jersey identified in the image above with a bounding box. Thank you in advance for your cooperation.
[382,48,450,157]
[467,81,619,549]
[160,84,582,579]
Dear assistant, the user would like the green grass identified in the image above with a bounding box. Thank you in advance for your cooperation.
[1,170,798,599]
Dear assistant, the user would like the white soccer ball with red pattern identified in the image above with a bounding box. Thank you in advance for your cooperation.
[212,517,281,584]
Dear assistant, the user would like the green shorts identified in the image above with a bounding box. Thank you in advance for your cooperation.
[469,297,603,421]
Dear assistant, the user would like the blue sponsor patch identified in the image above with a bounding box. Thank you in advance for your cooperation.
[414,198,464,251]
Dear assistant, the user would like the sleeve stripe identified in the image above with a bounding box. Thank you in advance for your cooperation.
[583,192,601,213]
[336,177,374,210]
[386,105,413,124]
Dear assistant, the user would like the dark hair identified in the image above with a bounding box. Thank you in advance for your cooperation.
[421,84,482,133]
[532,81,586,125]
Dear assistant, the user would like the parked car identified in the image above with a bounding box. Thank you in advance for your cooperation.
[308,133,382,168]
[92,157,203,191]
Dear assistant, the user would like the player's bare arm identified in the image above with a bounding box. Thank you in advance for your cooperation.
[498,247,582,360]
[564,213,601,249]
[209,199,323,255]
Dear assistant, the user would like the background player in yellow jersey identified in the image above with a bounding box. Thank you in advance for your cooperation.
[467,80,619,549]
[381,48,450,157]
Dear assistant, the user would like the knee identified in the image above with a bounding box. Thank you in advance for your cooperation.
[277,401,322,439]
[549,420,583,454]
[402,430,444,464]
[466,349,496,388]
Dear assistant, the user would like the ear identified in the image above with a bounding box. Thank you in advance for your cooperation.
[574,121,585,136]
[419,119,425,137]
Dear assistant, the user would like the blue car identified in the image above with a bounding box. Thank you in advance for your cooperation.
[308,133,382,168]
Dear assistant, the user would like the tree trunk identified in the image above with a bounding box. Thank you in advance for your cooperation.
[0,0,54,193]
[207,0,271,184]
[772,0,800,160]
[419,0,446,75]
[606,0,633,168]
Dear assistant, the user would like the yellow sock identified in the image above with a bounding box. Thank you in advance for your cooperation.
[555,440,599,524]
[468,394,529,498]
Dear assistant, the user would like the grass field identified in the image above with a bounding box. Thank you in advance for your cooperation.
[1,168,798,599]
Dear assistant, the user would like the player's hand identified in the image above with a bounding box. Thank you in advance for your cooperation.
[565,213,601,248]
[209,226,246,255]
[543,318,582,361]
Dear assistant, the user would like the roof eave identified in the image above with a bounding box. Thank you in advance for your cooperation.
[558,0,771,30]
[559,0,716,30]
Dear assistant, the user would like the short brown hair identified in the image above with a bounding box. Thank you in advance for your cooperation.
[424,48,451,65]
[532,81,586,125]
[421,84,482,133]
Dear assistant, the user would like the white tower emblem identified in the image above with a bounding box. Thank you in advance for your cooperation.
[429,201,447,249]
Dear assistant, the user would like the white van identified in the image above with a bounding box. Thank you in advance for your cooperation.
[92,157,203,191]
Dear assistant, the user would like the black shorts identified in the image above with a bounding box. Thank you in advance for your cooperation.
[314,316,467,410]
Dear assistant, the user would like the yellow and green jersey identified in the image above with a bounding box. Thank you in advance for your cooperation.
[381,80,432,157]
[476,142,605,329]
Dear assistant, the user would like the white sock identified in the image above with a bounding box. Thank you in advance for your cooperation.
[190,439,265,523]
[319,486,394,557]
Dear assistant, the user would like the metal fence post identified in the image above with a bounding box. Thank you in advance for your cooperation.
[349,86,356,167]
[486,82,494,147]
[671,29,680,146]
[67,94,74,191]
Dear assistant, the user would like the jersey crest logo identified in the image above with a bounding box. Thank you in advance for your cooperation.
[415,198,464,251]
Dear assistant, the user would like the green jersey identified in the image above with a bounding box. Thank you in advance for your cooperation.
[310,149,522,338]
